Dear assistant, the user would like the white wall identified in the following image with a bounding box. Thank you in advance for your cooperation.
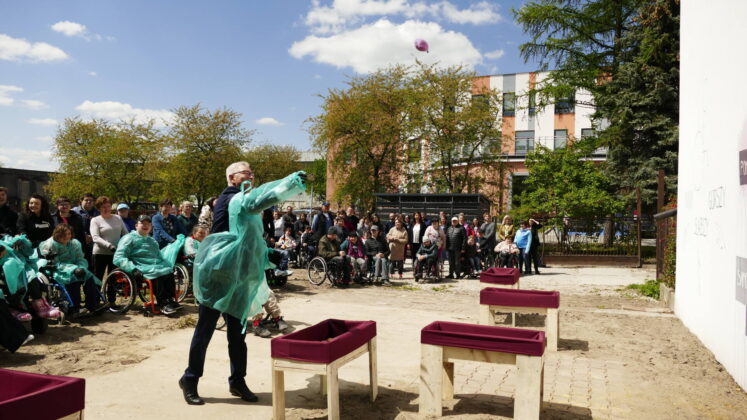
[678,0,747,390]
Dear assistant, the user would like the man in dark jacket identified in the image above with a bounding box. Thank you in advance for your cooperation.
[0,187,18,236]
[414,238,438,281]
[318,227,349,284]
[310,202,334,242]
[72,193,99,265]
[52,196,86,245]
[365,225,389,284]
[528,218,543,274]
[180,161,257,406]
[282,205,297,233]
[445,217,467,279]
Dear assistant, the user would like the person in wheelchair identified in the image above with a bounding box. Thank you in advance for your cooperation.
[38,224,105,315]
[317,227,350,285]
[184,224,208,260]
[494,236,520,268]
[1,235,60,321]
[364,225,390,285]
[340,232,366,283]
[275,227,297,273]
[414,238,438,282]
[113,215,181,315]
[465,235,481,277]
[299,225,316,259]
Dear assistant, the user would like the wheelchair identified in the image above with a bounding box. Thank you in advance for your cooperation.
[306,256,346,286]
[413,257,442,283]
[496,252,520,268]
[101,263,189,316]
[174,255,193,303]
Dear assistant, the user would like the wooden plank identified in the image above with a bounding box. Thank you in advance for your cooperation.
[273,358,327,375]
[546,308,559,351]
[58,412,82,420]
[329,342,369,370]
[368,337,378,402]
[443,346,516,365]
[515,354,543,420]
[319,374,327,396]
[479,303,493,325]
[326,364,340,420]
[272,369,285,420]
[488,305,549,316]
[419,343,444,417]
[442,361,455,401]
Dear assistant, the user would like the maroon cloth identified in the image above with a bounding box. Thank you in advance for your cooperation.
[0,368,85,420]
[480,287,560,309]
[421,321,545,357]
[271,319,376,364]
[480,267,520,285]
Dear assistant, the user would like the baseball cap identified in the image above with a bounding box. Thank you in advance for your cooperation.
[370,225,379,230]
[117,203,130,211]
[327,227,336,235]
[451,217,458,221]
[322,202,330,207]
[137,214,152,223]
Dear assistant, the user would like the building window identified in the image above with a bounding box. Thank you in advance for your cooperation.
[471,94,489,110]
[503,92,516,117]
[515,130,535,155]
[554,129,568,149]
[511,174,529,209]
[580,128,595,138]
[554,91,575,114]
[528,91,536,116]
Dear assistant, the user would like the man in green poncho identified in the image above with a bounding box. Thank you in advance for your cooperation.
[179,162,307,406]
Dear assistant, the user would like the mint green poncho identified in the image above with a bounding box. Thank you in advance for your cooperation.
[113,231,174,278]
[0,235,38,300]
[37,237,101,286]
[193,171,306,325]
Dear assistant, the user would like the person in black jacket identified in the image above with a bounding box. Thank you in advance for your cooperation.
[365,225,390,284]
[0,187,18,236]
[414,237,438,281]
[445,217,467,279]
[479,212,496,263]
[16,194,55,247]
[528,218,543,274]
[52,196,85,246]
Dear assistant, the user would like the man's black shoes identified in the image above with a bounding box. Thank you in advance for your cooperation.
[179,378,205,405]
[230,384,259,402]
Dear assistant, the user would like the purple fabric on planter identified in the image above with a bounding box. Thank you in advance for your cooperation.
[271,319,376,363]
[421,321,545,357]
[0,368,85,420]
[480,267,520,285]
[480,287,560,308]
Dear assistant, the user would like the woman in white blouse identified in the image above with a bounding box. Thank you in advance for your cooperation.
[90,196,128,301]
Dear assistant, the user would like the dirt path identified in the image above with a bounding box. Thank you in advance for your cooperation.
[2,265,745,419]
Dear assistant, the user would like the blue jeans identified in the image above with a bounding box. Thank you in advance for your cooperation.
[182,304,247,387]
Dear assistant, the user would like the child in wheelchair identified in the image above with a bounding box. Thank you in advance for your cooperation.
[274,227,297,274]
[414,238,439,282]
[113,215,181,315]
[494,236,520,268]
[340,232,367,284]
[38,224,105,316]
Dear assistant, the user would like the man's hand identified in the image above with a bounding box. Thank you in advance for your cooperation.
[339,251,346,257]
[12,241,24,251]
[86,234,93,244]
[132,269,144,282]
[377,252,384,258]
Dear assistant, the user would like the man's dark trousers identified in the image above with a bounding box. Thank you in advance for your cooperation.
[448,251,461,277]
[181,304,247,387]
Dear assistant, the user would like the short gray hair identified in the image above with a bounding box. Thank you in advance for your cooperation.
[225,161,250,186]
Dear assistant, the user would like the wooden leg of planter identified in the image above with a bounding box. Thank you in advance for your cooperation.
[326,365,340,420]
[479,304,493,325]
[419,343,443,417]
[272,368,285,420]
[368,337,378,402]
[442,361,454,401]
[319,374,327,396]
[515,354,543,420]
[546,308,559,351]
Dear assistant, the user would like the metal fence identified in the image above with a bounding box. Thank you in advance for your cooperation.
[654,208,677,283]
[539,216,643,258]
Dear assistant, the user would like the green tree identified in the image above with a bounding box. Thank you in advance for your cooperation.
[595,0,679,206]
[48,118,164,203]
[243,143,303,186]
[411,63,504,193]
[308,65,416,210]
[159,105,251,208]
[514,0,642,106]
[305,158,327,201]
[513,139,623,222]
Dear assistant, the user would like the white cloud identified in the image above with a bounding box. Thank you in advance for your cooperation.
[51,21,86,37]
[255,117,284,126]
[304,0,501,34]
[290,19,482,73]
[28,118,58,126]
[0,33,68,62]
[0,85,23,106]
[484,49,505,60]
[87,71,97,76]
[36,136,54,143]
[314,74,322,79]
[0,147,55,171]
[75,100,175,126]
[21,99,49,110]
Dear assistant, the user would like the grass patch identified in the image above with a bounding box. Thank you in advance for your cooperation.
[626,280,660,300]
[392,285,419,291]
[431,285,452,292]
[176,315,197,329]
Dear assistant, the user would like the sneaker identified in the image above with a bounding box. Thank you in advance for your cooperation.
[253,325,271,338]
[382,279,392,286]
[284,270,293,277]
[274,269,284,277]
[22,334,34,346]
[161,304,178,315]
[274,317,289,332]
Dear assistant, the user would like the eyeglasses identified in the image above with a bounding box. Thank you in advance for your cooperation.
[233,170,254,177]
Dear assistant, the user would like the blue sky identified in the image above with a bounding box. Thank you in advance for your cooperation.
[0,0,537,171]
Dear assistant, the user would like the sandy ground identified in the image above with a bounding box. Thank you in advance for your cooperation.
[2,264,746,419]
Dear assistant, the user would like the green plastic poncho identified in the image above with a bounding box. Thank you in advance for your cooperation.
[160,234,187,266]
[0,235,38,299]
[113,231,174,278]
[37,237,101,286]
[193,171,306,325]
